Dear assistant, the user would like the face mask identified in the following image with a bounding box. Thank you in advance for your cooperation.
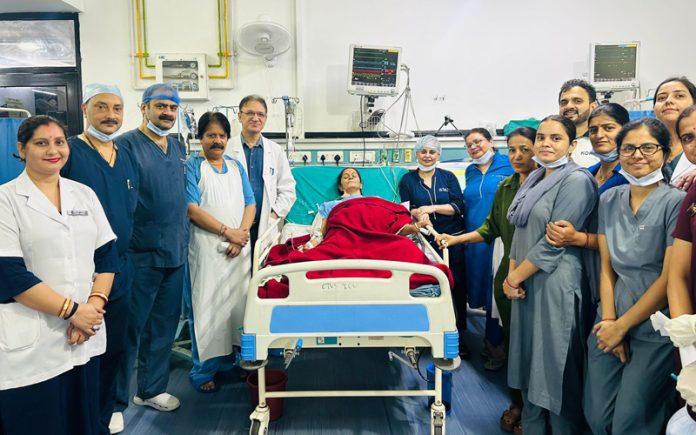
[147,120,171,137]
[532,154,569,169]
[418,162,437,172]
[472,149,494,165]
[590,148,619,163]
[87,125,118,142]
[619,167,664,187]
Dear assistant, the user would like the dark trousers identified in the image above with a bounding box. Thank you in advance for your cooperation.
[98,256,133,434]
[447,244,467,333]
[114,264,184,411]
[0,359,100,435]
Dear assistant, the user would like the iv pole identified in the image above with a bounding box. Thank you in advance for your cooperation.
[272,96,300,157]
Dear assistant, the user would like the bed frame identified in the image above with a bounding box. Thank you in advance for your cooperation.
[241,219,460,435]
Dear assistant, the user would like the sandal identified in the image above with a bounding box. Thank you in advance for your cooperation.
[500,404,522,432]
[195,380,219,393]
[485,355,507,372]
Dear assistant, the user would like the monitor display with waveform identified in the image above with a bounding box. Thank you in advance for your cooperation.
[348,45,401,96]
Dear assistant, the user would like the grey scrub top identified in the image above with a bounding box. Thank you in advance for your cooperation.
[508,170,597,415]
[597,183,685,342]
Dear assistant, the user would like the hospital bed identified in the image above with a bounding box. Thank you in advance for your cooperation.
[240,166,461,435]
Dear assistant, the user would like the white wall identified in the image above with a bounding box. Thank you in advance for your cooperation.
[78,0,696,135]
[79,0,297,134]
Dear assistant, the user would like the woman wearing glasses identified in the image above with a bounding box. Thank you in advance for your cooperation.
[462,128,513,366]
[225,95,296,254]
[583,118,683,434]
[665,105,696,424]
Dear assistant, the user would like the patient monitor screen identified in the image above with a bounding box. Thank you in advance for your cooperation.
[592,44,638,84]
[348,45,400,96]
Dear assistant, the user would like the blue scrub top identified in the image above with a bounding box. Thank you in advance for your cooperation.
[62,136,139,258]
[117,129,188,268]
[243,136,264,224]
[463,153,513,309]
[463,153,513,231]
[185,154,255,206]
[398,168,465,235]
[588,162,628,195]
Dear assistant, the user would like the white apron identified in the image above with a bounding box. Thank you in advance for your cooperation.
[189,159,250,361]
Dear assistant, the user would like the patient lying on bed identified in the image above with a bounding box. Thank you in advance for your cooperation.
[259,168,452,298]
[300,167,423,251]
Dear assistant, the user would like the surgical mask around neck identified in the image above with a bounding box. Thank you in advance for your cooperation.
[418,162,437,172]
[472,149,494,165]
[590,148,619,163]
[147,120,171,137]
[87,125,118,143]
[619,167,664,187]
[532,154,569,169]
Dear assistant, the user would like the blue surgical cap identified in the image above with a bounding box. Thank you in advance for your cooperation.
[414,135,441,154]
[83,83,123,103]
[142,83,180,105]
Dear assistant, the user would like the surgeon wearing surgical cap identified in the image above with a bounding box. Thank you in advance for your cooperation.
[59,83,141,434]
[113,83,188,423]
[398,135,469,358]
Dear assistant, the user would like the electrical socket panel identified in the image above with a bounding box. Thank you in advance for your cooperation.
[318,152,343,165]
[288,151,311,164]
[403,149,412,162]
[349,151,376,163]
[392,150,400,163]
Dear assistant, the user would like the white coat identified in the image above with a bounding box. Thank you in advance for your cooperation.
[0,171,116,390]
[571,136,600,168]
[225,135,296,236]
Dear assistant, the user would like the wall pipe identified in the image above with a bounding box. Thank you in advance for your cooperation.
[134,0,230,80]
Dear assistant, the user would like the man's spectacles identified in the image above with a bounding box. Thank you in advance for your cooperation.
[619,143,662,156]
[241,111,267,120]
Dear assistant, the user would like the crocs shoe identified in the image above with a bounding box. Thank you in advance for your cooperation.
[109,412,124,434]
[133,392,181,411]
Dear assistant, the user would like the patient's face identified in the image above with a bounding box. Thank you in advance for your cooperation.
[339,168,362,195]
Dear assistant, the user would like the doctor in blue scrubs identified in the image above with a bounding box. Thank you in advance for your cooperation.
[61,84,139,435]
[399,135,468,357]
[113,84,188,422]
[462,128,513,362]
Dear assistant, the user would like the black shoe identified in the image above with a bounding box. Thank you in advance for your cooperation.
[458,342,471,360]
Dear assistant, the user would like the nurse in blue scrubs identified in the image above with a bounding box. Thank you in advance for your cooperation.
[462,128,513,363]
[399,135,469,357]
[113,84,188,421]
[61,84,139,435]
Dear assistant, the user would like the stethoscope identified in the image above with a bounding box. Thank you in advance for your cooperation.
[418,170,438,222]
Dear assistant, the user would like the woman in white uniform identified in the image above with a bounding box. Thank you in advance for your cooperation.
[583,118,683,434]
[0,115,117,435]
[185,112,256,392]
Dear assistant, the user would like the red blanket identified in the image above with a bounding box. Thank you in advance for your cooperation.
[259,196,453,298]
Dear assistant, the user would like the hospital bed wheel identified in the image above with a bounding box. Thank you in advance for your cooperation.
[249,419,267,435]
